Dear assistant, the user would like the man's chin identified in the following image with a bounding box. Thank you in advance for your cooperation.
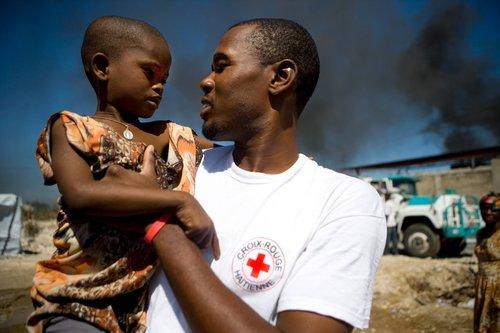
[202,122,229,141]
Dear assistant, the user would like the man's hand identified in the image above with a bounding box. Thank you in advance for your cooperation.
[138,145,160,187]
[141,145,220,259]
[103,144,159,190]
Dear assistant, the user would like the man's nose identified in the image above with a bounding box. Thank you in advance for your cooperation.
[200,75,214,94]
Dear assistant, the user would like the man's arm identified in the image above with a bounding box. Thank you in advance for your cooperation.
[152,223,352,333]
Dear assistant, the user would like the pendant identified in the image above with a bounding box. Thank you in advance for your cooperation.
[123,127,134,140]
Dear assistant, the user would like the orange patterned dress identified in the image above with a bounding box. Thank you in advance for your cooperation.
[28,111,202,333]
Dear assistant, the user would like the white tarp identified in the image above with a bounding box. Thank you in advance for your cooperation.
[0,194,23,255]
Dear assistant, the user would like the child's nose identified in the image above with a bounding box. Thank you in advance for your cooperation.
[152,82,164,95]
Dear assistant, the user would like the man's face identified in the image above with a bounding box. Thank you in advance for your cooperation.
[106,36,171,118]
[200,25,271,142]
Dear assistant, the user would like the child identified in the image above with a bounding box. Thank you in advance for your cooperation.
[28,16,217,333]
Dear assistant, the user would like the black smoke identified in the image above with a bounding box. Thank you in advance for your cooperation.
[151,1,499,169]
[397,4,500,152]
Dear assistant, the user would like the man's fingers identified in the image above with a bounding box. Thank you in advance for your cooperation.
[212,232,221,260]
[140,145,156,177]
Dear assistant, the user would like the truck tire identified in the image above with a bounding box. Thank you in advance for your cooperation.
[403,223,441,258]
[440,237,467,257]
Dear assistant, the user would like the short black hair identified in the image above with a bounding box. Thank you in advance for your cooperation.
[81,16,166,87]
[230,18,320,115]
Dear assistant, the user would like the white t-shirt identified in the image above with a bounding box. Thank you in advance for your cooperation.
[384,198,398,227]
[147,146,386,331]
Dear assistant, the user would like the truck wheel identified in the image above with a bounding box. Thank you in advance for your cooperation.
[403,223,441,258]
[440,237,467,257]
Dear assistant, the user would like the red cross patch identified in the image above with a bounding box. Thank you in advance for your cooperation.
[232,237,285,293]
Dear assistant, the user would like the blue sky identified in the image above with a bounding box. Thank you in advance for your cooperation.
[0,0,499,203]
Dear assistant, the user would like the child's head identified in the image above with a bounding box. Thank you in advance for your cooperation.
[81,16,171,118]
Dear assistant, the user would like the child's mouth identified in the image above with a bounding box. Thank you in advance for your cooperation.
[146,96,162,108]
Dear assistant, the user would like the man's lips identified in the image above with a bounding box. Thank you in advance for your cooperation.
[200,97,212,120]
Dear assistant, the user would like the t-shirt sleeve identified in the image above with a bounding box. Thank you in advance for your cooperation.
[35,111,109,184]
[276,180,386,329]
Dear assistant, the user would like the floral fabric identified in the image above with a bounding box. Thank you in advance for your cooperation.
[28,111,201,332]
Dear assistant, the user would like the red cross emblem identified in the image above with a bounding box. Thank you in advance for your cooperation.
[246,253,270,278]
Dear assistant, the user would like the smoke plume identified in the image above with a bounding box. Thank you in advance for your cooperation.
[397,4,500,152]
[149,2,499,169]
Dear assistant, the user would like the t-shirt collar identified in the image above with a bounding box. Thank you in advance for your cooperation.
[227,148,307,184]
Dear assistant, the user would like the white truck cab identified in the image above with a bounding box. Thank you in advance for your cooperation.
[363,176,482,257]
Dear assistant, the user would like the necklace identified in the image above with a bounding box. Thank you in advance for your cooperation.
[92,115,135,140]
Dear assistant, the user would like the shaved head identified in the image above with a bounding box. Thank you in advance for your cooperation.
[230,18,320,115]
[81,16,167,85]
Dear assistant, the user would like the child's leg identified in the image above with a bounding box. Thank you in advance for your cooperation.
[43,316,106,333]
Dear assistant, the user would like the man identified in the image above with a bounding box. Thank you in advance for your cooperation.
[384,193,399,255]
[111,18,386,332]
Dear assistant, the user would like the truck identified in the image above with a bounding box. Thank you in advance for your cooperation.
[363,175,483,257]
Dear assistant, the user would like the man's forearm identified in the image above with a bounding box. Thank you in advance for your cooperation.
[153,224,278,333]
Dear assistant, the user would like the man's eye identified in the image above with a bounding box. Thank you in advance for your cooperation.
[212,63,228,73]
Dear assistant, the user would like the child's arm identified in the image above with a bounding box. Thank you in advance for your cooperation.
[51,117,184,216]
[50,117,220,257]
[195,136,216,149]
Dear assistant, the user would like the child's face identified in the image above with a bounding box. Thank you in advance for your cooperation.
[106,37,171,118]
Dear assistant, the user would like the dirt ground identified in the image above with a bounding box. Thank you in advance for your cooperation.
[0,219,56,333]
[356,255,476,333]
[0,220,477,332]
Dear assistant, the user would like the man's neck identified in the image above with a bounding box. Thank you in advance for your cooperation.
[232,126,299,174]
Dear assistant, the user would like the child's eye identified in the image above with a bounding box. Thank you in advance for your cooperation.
[143,68,154,79]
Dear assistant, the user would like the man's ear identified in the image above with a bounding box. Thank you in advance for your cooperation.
[91,53,110,82]
[269,59,297,95]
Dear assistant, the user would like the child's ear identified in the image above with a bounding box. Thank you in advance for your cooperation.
[269,59,297,96]
[91,53,110,82]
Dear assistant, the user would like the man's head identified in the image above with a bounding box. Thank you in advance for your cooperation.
[200,19,319,142]
[81,16,171,117]
[230,18,320,114]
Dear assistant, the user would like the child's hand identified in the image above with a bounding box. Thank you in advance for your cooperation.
[175,192,220,260]
[141,145,220,260]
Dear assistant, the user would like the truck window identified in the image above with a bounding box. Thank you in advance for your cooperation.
[392,179,417,195]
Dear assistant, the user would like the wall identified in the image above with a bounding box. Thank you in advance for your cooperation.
[492,159,500,193]
[415,164,495,198]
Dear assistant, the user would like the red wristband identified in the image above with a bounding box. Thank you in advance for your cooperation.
[144,213,171,245]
